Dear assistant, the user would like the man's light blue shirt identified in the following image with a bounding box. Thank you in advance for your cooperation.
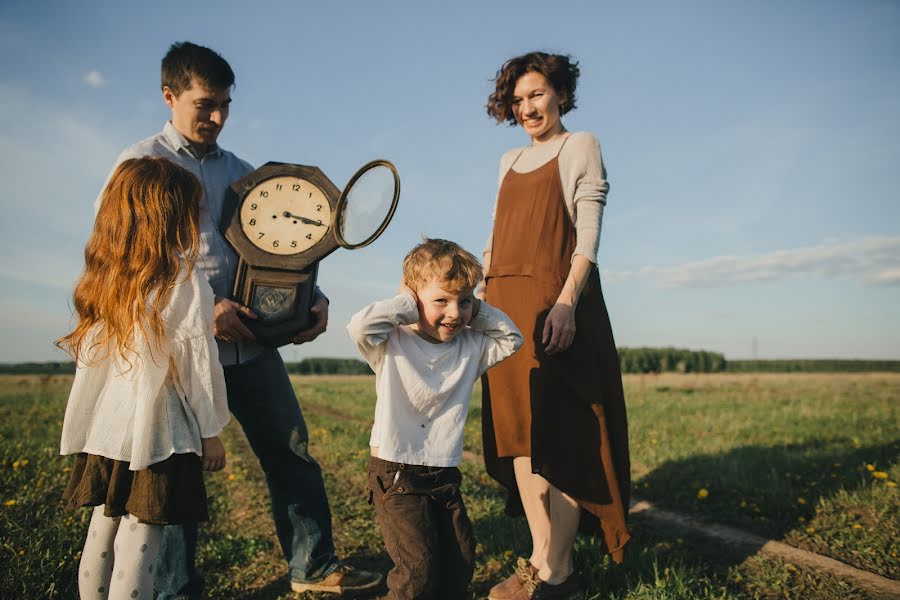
[94,121,260,365]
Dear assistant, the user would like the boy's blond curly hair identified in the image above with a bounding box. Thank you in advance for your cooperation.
[403,238,483,292]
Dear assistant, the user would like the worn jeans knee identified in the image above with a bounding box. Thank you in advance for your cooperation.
[225,349,337,582]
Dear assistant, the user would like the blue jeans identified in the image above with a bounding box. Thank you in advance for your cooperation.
[155,349,338,599]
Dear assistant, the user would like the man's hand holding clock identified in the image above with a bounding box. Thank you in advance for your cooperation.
[214,297,258,343]
[292,292,329,344]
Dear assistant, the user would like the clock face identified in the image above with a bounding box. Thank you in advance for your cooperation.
[239,176,333,255]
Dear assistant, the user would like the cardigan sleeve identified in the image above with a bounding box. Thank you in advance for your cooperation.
[559,132,609,263]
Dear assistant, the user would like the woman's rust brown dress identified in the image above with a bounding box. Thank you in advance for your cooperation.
[482,144,631,562]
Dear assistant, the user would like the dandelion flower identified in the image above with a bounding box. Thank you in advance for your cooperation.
[887,481,897,488]
[866,464,875,471]
[853,524,862,530]
[797,497,807,504]
[4,500,16,507]
[228,474,235,481]
[798,517,806,523]
[872,471,888,479]
[504,550,513,558]
[12,461,19,469]
[806,527,815,533]
[786,564,797,572]
[697,488,709,500]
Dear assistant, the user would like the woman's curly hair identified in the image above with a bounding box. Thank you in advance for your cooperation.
[487,52,580,126]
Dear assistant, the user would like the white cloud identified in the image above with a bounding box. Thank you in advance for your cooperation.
[83,69,107,88]
[866,268,900,287]
[608,236,900,288]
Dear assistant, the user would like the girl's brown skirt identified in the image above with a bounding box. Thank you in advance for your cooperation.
[63,452,208,525]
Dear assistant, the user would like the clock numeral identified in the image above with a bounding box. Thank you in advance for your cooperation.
[315,219,322,226]
[292,184,301,192]
[257,232,265,239]
[249,218,256,226]
[291,241,298,248]
[305,233,313,240]
[259,190,269,198]
[275,184,283,191]
[316,204,322,211]
[250,203,258,210]
[273,240,279,248]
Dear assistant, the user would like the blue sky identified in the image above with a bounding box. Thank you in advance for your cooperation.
[1,1,899,362]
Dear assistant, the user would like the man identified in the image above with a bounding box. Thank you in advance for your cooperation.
[95,42,381,598]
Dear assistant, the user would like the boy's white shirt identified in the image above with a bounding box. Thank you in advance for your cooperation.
[347,293,522,467]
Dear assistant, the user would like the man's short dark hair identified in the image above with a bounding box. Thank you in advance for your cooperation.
[161,42,235,95]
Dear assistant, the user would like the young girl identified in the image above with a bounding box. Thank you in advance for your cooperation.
[58,157,230,600]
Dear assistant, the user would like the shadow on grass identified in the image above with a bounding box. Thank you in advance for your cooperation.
[636,439,899,539]
[470,440,898,598]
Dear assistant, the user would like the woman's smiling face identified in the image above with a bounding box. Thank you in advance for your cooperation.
[511,71,563,143]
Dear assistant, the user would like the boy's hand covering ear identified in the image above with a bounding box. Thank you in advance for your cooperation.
[398,281,417,301]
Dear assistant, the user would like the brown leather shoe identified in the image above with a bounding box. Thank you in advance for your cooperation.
[488,558,540,600]
[531,571,584,600]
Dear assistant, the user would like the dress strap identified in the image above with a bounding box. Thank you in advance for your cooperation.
[554,132,573,158]
[506,148,526,171]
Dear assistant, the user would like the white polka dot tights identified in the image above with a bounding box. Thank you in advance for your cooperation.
[78,505,162,600]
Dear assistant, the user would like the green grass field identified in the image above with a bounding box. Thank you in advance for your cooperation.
[1,373,897,599]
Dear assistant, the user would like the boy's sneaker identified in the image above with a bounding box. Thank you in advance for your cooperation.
[290,563,382,595]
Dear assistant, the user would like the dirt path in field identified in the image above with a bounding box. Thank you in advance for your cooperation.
[629,498,900,599]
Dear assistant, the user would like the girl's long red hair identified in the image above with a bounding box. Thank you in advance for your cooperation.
[57,157,202,366]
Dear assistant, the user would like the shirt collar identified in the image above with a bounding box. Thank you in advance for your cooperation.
[162,121,223,159]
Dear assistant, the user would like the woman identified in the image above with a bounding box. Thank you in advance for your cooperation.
[481,52,631,599]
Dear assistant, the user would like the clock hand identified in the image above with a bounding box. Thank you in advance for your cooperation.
[282,211,325,226]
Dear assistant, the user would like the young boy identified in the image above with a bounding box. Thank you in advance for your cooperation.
[347,238,523,599]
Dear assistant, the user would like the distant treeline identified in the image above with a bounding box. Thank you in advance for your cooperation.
[0,358,372,376]
[727,359,900,373]
[0,362,76,375]
[618,347,727,374]
[3,355,899,376]
[285,357,373,375]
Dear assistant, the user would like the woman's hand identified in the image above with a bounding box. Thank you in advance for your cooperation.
[542,302,576,355]
[200,436,226,472]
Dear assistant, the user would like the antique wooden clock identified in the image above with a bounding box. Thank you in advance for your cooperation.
[222,160,399,346]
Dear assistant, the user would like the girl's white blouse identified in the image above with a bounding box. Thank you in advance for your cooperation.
[60,267,229,471]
